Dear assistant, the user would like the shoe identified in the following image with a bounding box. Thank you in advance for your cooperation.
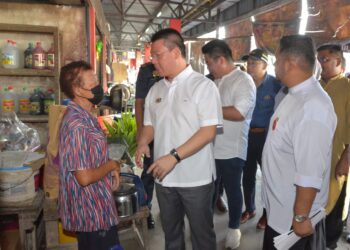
[225,228,241,249]
[256,214,267,229]
[147,213,155,229]
[216,196,228,213]
[240,210,256,224]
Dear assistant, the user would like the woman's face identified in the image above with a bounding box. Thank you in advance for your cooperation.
[74,69,98,99]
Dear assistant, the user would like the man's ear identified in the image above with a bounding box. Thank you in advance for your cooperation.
[335,57,342,67]
[173,47,182,59]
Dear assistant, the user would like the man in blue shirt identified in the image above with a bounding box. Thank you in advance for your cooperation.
[241,49,281,229]
[135,62,162,229]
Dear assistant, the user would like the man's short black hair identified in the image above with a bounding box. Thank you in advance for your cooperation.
[201,39,233,63]
[151,28,186,58]
[279,35,315,72]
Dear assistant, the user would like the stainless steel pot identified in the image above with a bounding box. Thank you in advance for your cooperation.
[113,183,139,218]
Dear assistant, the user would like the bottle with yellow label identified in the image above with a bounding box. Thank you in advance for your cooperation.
[1,87,15,113]
[19,87,30,114]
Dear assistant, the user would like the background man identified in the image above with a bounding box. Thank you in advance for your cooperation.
[135,62,162,229]
[317,44,350,249]
[262,35,337,250]
[136,28,222,250]
[241,48,281,229]
[202,39,256,249]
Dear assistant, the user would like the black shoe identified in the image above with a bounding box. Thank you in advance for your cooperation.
[147,214,155,229]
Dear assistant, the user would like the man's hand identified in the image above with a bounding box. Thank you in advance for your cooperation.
[335,152,349,180]
[135,144,150,168]
[111,170,120,191]
[147,154,177,181]
[292,218,314,237]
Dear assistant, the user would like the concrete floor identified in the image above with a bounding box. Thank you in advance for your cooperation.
[121,169,350,250]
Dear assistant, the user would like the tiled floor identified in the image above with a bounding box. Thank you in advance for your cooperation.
[121,169,350,250]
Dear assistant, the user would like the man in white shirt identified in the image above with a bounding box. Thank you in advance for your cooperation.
[202,39,256,249]
[135,28,222,250]
[262,35,337,250]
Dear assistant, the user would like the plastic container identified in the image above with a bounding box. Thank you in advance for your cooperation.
[43,88,55,115]
[32,42,46,70]
[7,86,18,113]
[24,42,34,69]
[1,40,19,69]
[1,87,15,113]
[29,88,43,115]
[46,43,55,70]
[18,87,31,115]
[0,165,36,203]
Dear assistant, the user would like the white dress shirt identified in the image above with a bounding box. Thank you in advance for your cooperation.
[262,76,337,234]
[144,65,223,187]
[214,68,256,160]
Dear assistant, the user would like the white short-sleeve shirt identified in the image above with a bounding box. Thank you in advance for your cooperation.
[261,76,337,234]
[214,68,256,160]
[144,65,223,187]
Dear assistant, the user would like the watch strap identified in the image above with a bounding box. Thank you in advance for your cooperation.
[170,148,181,163]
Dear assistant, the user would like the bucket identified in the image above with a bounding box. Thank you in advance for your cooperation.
[0,166,36,204]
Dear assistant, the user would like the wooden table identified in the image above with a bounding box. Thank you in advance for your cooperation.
[0,190,44,250]
[44,198,149,250]
[118,206,150,250]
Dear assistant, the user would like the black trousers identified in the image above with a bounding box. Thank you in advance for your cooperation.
[77,226,120,250]
[243,131,267,212]
[141,142,154,210]
[326,182,347,249]
[263,219,326,250]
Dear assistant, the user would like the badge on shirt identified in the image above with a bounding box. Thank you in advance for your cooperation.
[155,97,162,103]
[272,117,279,131]
[264,95,271,101]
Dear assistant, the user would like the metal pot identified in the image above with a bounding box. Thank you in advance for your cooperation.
[113,183,139,218]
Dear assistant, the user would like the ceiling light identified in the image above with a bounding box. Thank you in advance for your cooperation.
[146,27,150,32]
[157,12,162,17]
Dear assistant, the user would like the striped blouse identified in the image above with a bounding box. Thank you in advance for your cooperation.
[58,101,118,232]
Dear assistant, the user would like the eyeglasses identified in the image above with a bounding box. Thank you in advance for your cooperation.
[151,50,169,60]
[317,57,331,64]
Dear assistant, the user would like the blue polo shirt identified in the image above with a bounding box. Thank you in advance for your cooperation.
[250,74,281,129]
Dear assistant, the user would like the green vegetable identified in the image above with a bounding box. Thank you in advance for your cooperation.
[103,112,137,157]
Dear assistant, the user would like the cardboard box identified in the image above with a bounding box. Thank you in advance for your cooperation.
[0,230,20,250]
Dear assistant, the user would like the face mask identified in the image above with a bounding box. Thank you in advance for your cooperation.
[83,85,104,105]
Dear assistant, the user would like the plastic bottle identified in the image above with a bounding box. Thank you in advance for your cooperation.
[7,86,18,113]
[1,40,19,69]
[0,86,3,110]
[43,88,55,115]
[1,87,15,113]
[32,42,46,70]
[46,43,55,70]
[19,87,31,114]
[24,43,34,69]
[30,88,42,115]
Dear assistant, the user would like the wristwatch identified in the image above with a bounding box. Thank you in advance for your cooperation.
[294,214,308,223]
[170,148,181,163]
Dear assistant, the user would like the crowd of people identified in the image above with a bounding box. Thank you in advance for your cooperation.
[134,28,350,250]
[57,27,349,250]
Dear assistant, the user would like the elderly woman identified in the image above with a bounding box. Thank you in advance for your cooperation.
[58,61,121,250]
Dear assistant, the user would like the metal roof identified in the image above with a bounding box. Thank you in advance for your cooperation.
[102,0,295,50]
[102,0,242,50]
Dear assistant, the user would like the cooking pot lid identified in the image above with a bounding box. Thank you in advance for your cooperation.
[114,183,136,196]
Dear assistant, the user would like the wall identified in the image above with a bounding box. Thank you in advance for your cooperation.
[0,2,87,147]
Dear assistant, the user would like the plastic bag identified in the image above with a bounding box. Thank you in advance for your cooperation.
[0,112,40,151]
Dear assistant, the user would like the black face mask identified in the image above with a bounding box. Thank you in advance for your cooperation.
[82,85,104,105]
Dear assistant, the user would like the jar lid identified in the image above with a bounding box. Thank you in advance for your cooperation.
[114,183,136,196]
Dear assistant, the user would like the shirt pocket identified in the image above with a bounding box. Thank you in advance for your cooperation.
[149,96,167,122]
[173,97,197,117]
